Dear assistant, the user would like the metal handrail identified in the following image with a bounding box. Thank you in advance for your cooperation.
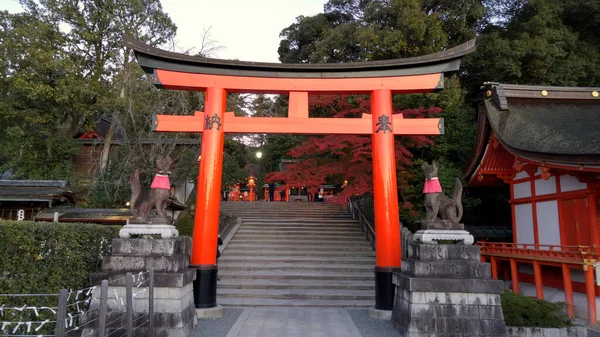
[349,199,374,235]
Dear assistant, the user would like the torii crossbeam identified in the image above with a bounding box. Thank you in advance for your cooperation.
[125,36,475,314]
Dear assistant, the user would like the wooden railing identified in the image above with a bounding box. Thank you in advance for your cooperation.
[479,242,599,323]
[479,242,600,265]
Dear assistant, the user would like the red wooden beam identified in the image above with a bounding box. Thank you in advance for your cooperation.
[153,69,444,94]
[153,112,444,135]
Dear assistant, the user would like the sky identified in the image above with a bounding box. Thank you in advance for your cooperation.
[0,0,326,62]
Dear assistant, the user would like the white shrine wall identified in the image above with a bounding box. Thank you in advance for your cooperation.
[511,172,588,246]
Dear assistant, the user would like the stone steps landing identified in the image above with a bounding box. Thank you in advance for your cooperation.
[217,202,375,307]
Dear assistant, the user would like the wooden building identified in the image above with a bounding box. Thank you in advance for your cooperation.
[464,83,600,322]
[0,180,76,221]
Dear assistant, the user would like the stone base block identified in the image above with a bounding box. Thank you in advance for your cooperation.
[128,216,174,225]
[196,305,224,319]
[110,237,191,256]
[419,220,465,230]
[92,269,196,288]
[120,224,178,239]
[400,259,491,279]
[392,290,507,336]
[406,243,481,261]
[413,230,474,245]
[368,307,392,320]
[392,242,507,336]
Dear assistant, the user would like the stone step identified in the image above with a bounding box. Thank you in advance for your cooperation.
[220,203,344,206]
[219,262,373,273]
[217,279,374,290]
[238,227,361,232]
[222,249,375,257]
[229,212,351,215]
[217,297,374,308]
[236,215,353,219]
[239,224,359,229]
[232,234,368,241]
[227,239,372,246]
[237,227,362,232]
[223,244,373,251]
[218,270,375,281]
[217,288,375,300]
[218,255,374,264]
[241,218,355,223]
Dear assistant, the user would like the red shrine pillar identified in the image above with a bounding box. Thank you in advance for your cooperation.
[371,89,402,311]
[191,87,226,309]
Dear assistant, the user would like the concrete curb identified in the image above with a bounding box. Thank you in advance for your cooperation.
[221,218,242,252]
[368,307,392,320]
[197,305,224,319]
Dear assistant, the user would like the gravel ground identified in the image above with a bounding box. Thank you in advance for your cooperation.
[189,308,243,337]
[347,308,400,337]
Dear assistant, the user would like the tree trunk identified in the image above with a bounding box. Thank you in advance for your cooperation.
[98,118,116,172]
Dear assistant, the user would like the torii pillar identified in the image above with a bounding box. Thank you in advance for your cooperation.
[124,36,475,317]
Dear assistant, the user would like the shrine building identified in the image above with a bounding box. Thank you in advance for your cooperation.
[464,82,600,322]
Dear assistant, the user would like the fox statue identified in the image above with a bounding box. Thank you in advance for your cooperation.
[422,161,463,224]
[129,156,173,223]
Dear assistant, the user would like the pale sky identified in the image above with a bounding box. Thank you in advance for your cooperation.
[0,0,326,62]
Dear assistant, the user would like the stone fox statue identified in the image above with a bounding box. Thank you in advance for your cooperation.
[422,161,463,224]
[129,156,173,222]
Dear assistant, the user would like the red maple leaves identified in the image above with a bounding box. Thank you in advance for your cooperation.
[265,95,441,205]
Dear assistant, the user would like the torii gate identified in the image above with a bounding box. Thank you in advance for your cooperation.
[125,37,475,313]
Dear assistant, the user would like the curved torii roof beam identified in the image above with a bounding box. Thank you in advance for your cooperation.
[124,37,475,135]
[123,36,475,94]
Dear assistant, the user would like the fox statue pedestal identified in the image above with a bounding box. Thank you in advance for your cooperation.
[87,237,196,337]
[119,217,178,239]
[391,242,507,336]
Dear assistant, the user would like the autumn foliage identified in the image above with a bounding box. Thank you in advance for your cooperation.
[265,95,441,212]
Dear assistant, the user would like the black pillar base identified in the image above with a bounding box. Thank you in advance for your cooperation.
[192,265,217,309]
[375,267,396,310]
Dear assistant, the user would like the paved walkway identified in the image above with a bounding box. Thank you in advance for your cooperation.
[191,307,400,337]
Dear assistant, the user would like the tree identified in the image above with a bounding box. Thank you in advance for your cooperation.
[266,94,441,218]
[0,11,96,179]
[279,0,486,63]
[273,0,484,220]
[464,0,600,89]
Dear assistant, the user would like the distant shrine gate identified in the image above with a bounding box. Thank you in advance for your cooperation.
[125,37,475,311]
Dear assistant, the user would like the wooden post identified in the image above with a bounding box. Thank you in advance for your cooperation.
[510,258,520,294]
[126,272,133,337]
[55,289,68,337]
[588,189,600,246]
[371,89,401,311]
[98,280,109,337]
[562,264,575,318]
[503,263,510,281]
[191,87,226,309]
[585,266,597,324]
[491,257,498,279]
[149,269,155,337]
[533,260,544,299]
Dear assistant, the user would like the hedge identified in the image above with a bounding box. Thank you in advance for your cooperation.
[501,290,572,328]
[0,221,120,295]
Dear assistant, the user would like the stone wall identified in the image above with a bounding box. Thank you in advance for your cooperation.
[392,243,508,336]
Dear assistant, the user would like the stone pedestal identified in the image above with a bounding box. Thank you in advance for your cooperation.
[392,243,508,336]
[119,224,179,239]
[413,229,474,245]
[84,237,196,337]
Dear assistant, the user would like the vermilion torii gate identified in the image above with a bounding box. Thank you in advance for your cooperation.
[124,37,475,313]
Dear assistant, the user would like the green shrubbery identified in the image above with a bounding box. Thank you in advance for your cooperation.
[501,290,572,328]
[0,221,120,295]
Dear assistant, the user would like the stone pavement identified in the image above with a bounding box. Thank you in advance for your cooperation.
[191,307,401,337]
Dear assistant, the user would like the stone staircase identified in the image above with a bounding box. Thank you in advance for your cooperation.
[217,201,376,307]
